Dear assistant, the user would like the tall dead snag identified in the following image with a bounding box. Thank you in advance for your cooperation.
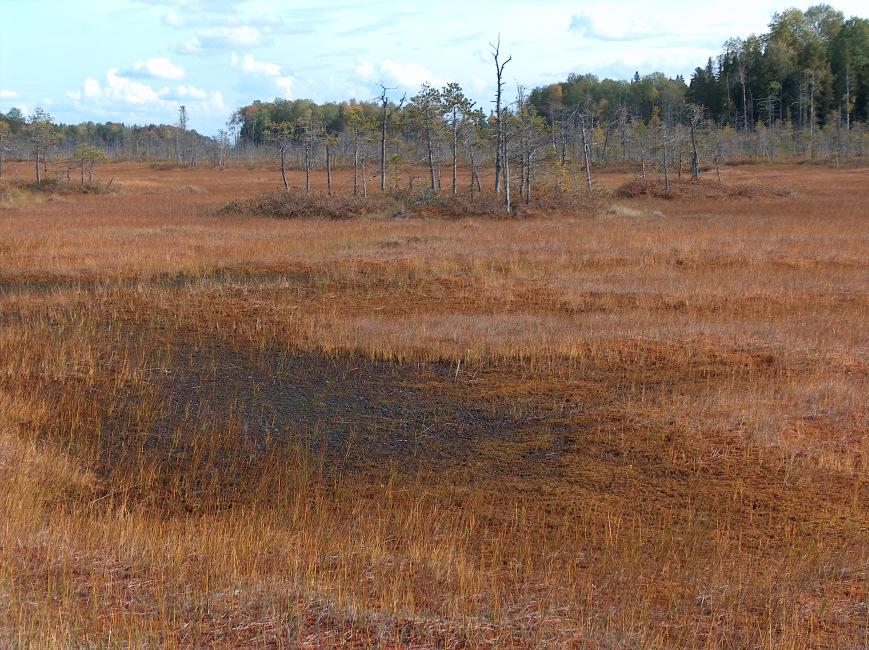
[0,121,8,181]
[378,85,405,192]
[264,121,294,190]
[491,36,511,195]
[503,120,511,212]
[578,111,593,194]
[324,135,335,196]
[175,105,187,166]
[686,104,704,181]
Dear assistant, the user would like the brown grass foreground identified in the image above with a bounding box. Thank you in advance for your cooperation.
[0,162,867,648]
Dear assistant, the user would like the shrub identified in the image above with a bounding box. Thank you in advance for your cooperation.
[2,178,118,196]
[218,186,607,221]
[615,178,795,200]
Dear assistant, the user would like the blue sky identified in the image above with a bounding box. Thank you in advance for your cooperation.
[1,0,866,134]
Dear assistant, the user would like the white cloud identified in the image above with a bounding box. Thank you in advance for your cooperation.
[569,8,664,41]
[275,77,294,98]
[176,37,202,54]
[100,69,171,105]
[379,60,447,89]
[67,68,226,121]
[176,84,207,100]
[83,78,102,98]
[0,90,19,99]
[209,90,226,111]
[131,57,186,80]
[174,86,226,111]
[138,0,240,10]
[241,54,281,77]
[161,10,185,27]
[196,26,265,49]
[355,60,374,78]
[232,54,294,98]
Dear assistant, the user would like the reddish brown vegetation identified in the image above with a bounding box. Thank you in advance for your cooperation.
[0,161,866,648]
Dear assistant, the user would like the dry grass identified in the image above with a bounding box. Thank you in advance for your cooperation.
[0,161,866,648]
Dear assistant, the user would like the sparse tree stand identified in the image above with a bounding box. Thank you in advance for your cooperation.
[408,83,443,191]
[27,107,57,185]
[440,83,473,195]
[322,130,338,197]
[72,145,108,185]
[466,108,484,199]
[345,104,376,197]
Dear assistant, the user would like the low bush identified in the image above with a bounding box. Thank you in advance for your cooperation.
[1,178,117,197]
[616,178,795,200]
[218,186,607,220]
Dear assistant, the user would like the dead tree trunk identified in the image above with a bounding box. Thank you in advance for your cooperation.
[280,144,289,190]
[491,37,511,194]
[580,115,593,194]
[688,109,701,181]
[380,111,387,192]
[662,142,670,193]
[426,122,436,190]
[326,139,333,196]
[503,132,511,213]
[304,141,311,193]
[353,131,359,195]
[378,85,405,193]
[451,108,459,194]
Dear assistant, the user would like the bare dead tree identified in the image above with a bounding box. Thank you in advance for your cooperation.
[378,84,405,192]
[490,36,512,195]
[0,121,8,181]
[175,105,187,166]
[578,111,594,194]
[264,121,294,190]
[686,104,704,181]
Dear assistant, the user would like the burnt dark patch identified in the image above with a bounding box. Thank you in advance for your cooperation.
[124,341,570,482]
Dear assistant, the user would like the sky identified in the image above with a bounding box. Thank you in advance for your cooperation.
[1,0,866,134]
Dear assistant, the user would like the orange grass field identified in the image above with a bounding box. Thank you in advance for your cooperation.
[0,161,867,648]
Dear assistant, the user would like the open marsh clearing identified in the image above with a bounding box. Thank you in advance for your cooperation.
[0,162,867,648]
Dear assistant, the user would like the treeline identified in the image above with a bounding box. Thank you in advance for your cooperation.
[2,4,866,195]
[227,6,866,184]
[0,106,218,180]
[532,6,867,129]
